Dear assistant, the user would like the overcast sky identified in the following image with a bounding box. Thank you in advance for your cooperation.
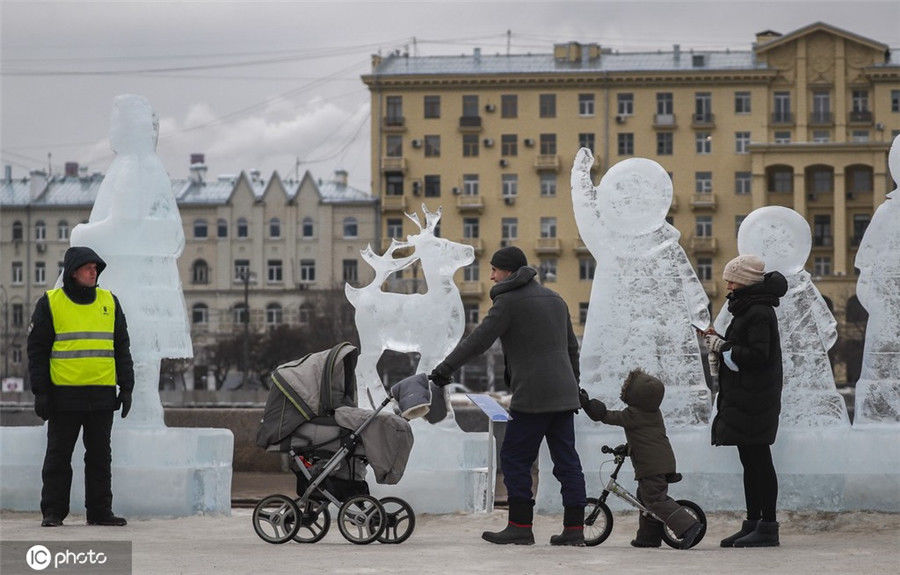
[2,1,898,191]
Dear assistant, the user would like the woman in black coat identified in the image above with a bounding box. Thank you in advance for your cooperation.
[703,254,787,548]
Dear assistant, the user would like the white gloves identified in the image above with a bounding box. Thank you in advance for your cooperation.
[705,333,727,353]
[707,350,720,377]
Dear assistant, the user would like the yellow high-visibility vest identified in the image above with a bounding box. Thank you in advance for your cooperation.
[48,287,117,387]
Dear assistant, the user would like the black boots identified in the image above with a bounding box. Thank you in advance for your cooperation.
[733,521,779,547]
[720,519,759,547]
[631,514,663,548]
[549,506,585,546]
[41,517,63,527]
[87,514,127,527]
[482,500,534,545]
[678,521,705,549]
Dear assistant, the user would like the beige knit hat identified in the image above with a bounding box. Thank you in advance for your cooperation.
[723,254,765,286]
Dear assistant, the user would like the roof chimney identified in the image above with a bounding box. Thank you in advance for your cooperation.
[474,47,481,63]
[65,162,79,178]
[4,165,11,183]
[189,153,207,184]
[673,44,681,61]
[334,169,348,187]
[29,170,47,200]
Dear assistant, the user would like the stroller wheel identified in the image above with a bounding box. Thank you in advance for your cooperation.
[292,499,331,544]
[337,495,386,545]
[252,494,301,544]
[376,497,416,544]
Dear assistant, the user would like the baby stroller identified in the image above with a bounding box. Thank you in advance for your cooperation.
[253,343,422,545]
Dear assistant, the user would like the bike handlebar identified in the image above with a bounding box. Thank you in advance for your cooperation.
[601,444,629,456]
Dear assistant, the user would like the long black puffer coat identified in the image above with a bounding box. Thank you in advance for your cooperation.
[712,272,788,446]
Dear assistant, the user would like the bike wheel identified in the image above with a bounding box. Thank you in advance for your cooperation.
[291,499,331,544]
[662,499,707,549]
[376,497,416,544]
[337,495,386,545]
[252,494,301,544]
[583,497,614,546]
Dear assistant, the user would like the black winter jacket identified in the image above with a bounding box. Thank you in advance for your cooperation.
[712,272,787,446]
[27,247,134,412]
[443,267,581,413]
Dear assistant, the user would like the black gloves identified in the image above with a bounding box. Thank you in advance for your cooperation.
[117,390,132,419]
[34,394,51,421]
[578,388,608,422]
[429,362,454,388]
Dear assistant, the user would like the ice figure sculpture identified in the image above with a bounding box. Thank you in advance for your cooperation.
[853,134,900,424]
[571,149,711,426]
[714,206,849,427]
[346,204,475,421]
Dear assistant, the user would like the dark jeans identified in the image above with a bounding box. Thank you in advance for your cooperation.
[501,410,586,508]
[41,410,114,521]
[737,444,778,522]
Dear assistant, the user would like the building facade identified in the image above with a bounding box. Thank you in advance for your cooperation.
[362,22,900,360]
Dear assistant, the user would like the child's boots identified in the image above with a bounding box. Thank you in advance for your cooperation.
[482,499,535,545]
[631,514,663,547]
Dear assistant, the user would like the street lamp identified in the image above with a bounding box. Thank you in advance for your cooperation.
[238,270,255,388]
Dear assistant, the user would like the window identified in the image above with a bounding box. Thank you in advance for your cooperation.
[192,260,210,284]
[696,258,713,281]
[851,130,869,143]
[501,94,517,118]
[540,217,557,238]
[813,256,832,276]
[11,347,22,365]
[192,303,209,324]
[386,173,403,196]
[462,217,479,239]
[812,91,831,121]
[579,302,589,325]
[267,260,283,283]
[266,303,283,326]
[852,90,869,112]
[462,174,479,196]
[424,175,440,197]
[813,215,832,246]
[578,93,595,116]
[34,262,46,285]
[735,215,746,237]
[12,262,23,284]
[735,91,751,114]
[735,132,751,154]
[695,215,713,237]
[501,218,518,242]
[695,132,711,154]
[302,217,314,238]
[501,134,518,156]
[462,134,479,157]
[236,217,249,238]
[618,133,634,156]
[774,131,791,144]
[812,130,830,143]
[57,261,64,277]
[342,217,358,238]
[35,220,46,241]
[57,220,69,240]
[657,132,673,155]
[695,172,713,194]
[852,214,871,245]
[299,304,314,325]
[342,259,358,284]
[217,218,228,238]
[386,135,402,157]
[850,168,873,193]
[463,261,479,281]
[193,219,208,239]
[269,218,281,238]
[769,168,793,193]
[540,174,557,197]
[232,303,248,324]
[424,135,440,157]
[774,91,791,120]
[617,93,634,116]
[539,133,557,155]
[735,172,751,195]
[539,259,558,282]
[579,257,595,280]
[892,90,900,112]
[578,133,595,151]
[810,169,833,193]
[12,221,23,241]
[300,259,316,282]
[387,218,403,238]
[694,92,712,120]
[464,303,479,324]
[462,95,479,118]
[656,92,673,115]
[539,93,556,118]
[502,174,518,198]
[386,96,402,123]
[12,303,24,327]
[424,95,440,119]
[233,259,250,281]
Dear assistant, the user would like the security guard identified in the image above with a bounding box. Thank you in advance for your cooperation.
[28,246,134,527]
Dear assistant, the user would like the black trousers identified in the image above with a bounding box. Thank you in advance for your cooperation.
[41,410,114,521]
[737,444,778,522]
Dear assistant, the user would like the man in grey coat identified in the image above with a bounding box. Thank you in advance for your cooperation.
[431,246,586,546]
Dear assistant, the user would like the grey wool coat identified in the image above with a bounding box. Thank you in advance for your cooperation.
[443,266,581,413]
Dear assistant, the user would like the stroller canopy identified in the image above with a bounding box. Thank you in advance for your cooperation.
[256,342,358,449]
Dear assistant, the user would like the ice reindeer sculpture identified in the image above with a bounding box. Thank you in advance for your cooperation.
[853,135,900,425]
[346,204,475,421]
[0,95,233,516]
[714,206,850,427]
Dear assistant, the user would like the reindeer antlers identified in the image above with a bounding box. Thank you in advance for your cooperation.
[360,239,418,279]
[405,203,442,234]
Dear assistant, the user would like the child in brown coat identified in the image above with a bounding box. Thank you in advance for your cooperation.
[579,369,704,549]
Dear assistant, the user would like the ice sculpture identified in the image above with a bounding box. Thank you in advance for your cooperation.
[346,204,475,421]
[714,206,849,427]
[571,149,711,426]
[853,134,900,424]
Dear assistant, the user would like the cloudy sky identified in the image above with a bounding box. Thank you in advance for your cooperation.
[2,1,898,191]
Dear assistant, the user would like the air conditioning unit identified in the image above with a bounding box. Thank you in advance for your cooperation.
[807,193,816,201]
[452,187,461,196]
[846,192,854,200]
[615,114,626,124]
[500,239,510,247]
[36,242,46,253]
[499,159,508,167]
[523,138,535,147]
[298,283,309,291]
[483,138,494,147]
[411,139,422,148]
[485,104,496,113]
[412,181,422,196]
[875,122,886,131]
[504,196,516,205]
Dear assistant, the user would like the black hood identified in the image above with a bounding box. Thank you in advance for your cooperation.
[727,271,787,316]
[620,369,665,412]
[62,247,106,302]
[489,266,537,300]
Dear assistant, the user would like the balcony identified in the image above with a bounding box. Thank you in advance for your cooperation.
[458,115,483,133]
[809,112,834,126]
[456,194,485,213]
[690,236,718,254]
[770,112,795,126]
[848,110,873,125]
[691,113,716,128]
[380,156,407,173]
[459,237,484,255]
[690,193,718,210]
[535,237,562,255]
[812,235,833,248]
[381,195,407,213]
[701,280,719,298]
[573,237,591,255]
[534,154,561,172]
[382,116,406,132]
[653,113,677,129]
[459,281,484,298]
